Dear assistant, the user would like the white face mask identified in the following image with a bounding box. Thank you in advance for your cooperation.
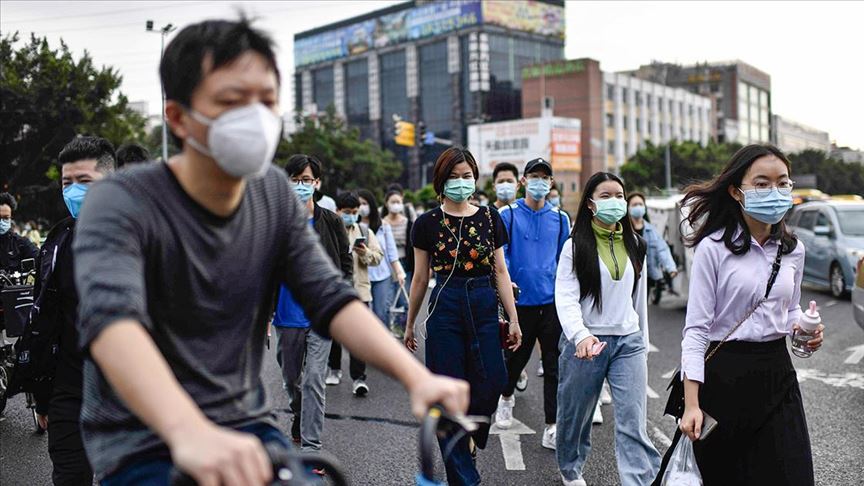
[388,202,404,215]
[185,103,281,178]
[359,204,370,217]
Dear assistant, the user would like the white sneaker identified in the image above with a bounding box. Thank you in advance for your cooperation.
[495,396,514,429]
[352,379,369,397]
[542,424,557,450]
[592,403,603,425]
[325,369,342,386]
[560,473,587,486]
[600,382,612,405]
[516,370,528,392]
[537,362,544,377]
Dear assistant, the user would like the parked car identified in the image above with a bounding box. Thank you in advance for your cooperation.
[853,257,864,330]
[787,200,864,298]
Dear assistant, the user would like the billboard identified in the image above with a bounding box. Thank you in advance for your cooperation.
[482,0,565,39]
[295,0,483,67]
[468,116,581,176]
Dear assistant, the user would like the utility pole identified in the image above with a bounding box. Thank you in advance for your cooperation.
[146,20,176,162]
[664,143,672,194]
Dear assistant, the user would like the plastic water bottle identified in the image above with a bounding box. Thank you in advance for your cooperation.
[791,301,821,358]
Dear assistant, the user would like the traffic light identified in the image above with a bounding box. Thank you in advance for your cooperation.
[394,120,416,147]
[417,121,426,146]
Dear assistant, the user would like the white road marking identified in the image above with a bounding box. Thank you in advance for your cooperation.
[646,385,660,399]
[844,344,864,365]
[648,342,659,353]
[661,369,677,379]
[824,300,838,308]
[650,425,673,448]
[797,368,864,390]
[490,419,536,471]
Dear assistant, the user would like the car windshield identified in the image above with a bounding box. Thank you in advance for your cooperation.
[836,208,864,236]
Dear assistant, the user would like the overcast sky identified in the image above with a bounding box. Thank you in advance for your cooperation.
[2,0,862,149]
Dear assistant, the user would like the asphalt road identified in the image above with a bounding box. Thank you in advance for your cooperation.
[1,286,862,485]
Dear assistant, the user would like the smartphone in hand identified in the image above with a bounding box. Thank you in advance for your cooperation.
[591,341,607,357]
[353,237,367,248]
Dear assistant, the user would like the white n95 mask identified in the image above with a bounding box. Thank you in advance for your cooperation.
[186,103,281,178]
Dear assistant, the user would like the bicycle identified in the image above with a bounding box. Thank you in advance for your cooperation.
[417,405,482,486]
[170,441,349,486]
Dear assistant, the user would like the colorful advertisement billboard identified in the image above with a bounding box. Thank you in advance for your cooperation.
[295,0,483,67]
[467,116,581,176]
[482,0,565,39]
[294,0,565,67]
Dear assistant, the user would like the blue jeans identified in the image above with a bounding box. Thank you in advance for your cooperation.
[425,275,507,486]
[101,423,289,485]
[371,278,394,326]
[556,331,660,485]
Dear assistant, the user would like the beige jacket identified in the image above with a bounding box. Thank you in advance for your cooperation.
[347,223,383,302]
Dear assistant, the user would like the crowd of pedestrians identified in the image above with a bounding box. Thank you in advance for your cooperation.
[0,16,826,486]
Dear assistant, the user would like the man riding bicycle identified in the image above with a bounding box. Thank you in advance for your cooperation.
[73,17,468,485]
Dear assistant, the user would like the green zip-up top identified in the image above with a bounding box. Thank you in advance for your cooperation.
[593,220,628,280]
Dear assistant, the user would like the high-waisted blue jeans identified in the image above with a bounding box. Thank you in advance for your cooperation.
[556,331,660,485]
[425,274,507,486]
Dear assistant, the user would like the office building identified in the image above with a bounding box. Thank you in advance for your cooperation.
[772,115,831,154]
[522,58,712,192]
[627,60,771,145]
[293,0,566,188]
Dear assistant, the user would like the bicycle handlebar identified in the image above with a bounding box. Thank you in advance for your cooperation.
[169,441,349,486]
[417,405,482,485]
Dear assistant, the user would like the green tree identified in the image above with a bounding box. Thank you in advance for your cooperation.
[1,32,147,221]
[787,149,864,195]
[276,107,403,200]
[620,141,741,194]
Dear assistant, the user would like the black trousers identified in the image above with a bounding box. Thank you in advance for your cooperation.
[656,339,814,486]
[47,390,93,486]
[502,303,561,424]
[327,302,369,381]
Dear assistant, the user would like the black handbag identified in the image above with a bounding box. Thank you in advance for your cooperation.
[663,247,783,419]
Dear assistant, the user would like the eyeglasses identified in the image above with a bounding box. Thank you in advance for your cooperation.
[291,177,317,185]
[741,180,795,196]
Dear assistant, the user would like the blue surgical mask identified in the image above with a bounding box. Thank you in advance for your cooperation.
[629,205,646,219]
[495,182,516,202]
[443,178,476,203]
[341,212,357,227]
[0,219,11,235]
[738,188,793,224]
[526,178,551,201]
[63,183,89,219]
[292,182,315,203]
[549,197,561,208]
[591,197,627,225]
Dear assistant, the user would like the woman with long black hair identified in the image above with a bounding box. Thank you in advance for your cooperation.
[555,172,660,486]
[357,189,405,332]
[405,147,522,486]
[669,144,823,485]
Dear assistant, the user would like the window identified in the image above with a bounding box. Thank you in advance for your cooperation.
[738,81,748,103]
[294,72,302,112]
[636,118,641,131]
[344,59,370,139]
[623,117,628,130]
[710,83,719,93]
[647,120,653,134]
[608,140,615,154]
[635,91,642,105]
[646,94,652,106]
[796,210,817,230]
[420,41,452,138]
[624,141,629,154]
[606,113,614,128]
[621,88,629,103]
[380,50,408,150]
[607,84,615,101]
[312,67,334,111]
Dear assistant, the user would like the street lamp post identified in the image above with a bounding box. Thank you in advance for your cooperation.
[146,20,176,162]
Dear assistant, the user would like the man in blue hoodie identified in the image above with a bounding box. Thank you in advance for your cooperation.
[495,158,570,451]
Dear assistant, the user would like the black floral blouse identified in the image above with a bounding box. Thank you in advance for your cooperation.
[411,206,508,278]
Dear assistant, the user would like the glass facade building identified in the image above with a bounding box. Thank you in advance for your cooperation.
[293,0,566,188]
